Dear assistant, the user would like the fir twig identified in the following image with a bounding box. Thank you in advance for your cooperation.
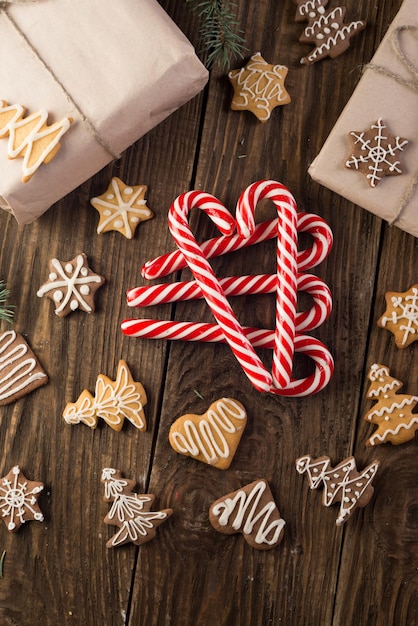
[186,0,247,70]
[0,281,14,324]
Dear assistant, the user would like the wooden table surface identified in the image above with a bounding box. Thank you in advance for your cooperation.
[0,1,417,624]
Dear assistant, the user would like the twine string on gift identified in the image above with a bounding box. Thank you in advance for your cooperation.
[0,2,121,160]
[365,25,418,227]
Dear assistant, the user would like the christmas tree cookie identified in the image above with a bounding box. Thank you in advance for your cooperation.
[296,454,379,525]
[364,363,418,446]
[0,100,72,182]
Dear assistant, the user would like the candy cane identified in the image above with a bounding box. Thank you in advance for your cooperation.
[120,318,334,396]
[141,213,332,280]
[235,180,298,389]
[168,190,272,393]
[126,273,332,333]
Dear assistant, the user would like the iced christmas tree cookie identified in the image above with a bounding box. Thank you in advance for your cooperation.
[345,118,408,188]
[37,253,105,317]
[228,52,291,121]
[377,285,418,348]
[363,363,418,446]
[296,454,379,525]
[90,177,154,239]
[0,101,72,182]
[63,360,147,431]
[294,0,366,65]
[101,468,172,548]
[0,466,44,532]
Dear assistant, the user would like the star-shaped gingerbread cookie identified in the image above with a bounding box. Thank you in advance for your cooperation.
[0,465,44,532]
[228,52,291,122]
[90,177,154,239]
[345,118,408,188]
[377,284,418,348]
[37,252,105,317]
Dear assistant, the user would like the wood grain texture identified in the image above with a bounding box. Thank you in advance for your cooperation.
[0,0,416,625]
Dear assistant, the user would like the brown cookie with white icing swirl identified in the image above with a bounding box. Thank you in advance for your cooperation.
[0,330,48,405]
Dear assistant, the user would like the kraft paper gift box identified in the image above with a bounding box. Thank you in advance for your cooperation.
[308,0,418,238]
[0,0,208,224]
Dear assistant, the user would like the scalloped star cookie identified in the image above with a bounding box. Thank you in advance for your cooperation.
[377,285,418,348]
[0,466,44,532]
[228,52,291,122]
[90,177,154,239]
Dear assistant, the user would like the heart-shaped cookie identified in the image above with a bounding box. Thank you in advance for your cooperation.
[169,398,247,470]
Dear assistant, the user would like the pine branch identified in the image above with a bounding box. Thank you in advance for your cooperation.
[0,281,14,324]
[186,0,247,69]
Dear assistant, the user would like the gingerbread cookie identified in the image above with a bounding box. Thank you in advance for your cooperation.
[169,398,247,469]
[294,1,366,65]
[0,330,48,405]
[345,118,408,188]
[63,360,147,431]
[228,52,291,122]
[0,100,72,183]
[90,177,154,239]
[0,466,44,532]
[296,454,379,525]
[209,479,285,549]
[37,252,105,316]
[101,468,172,548]
[377,285,418,348]
[364,363,418,446]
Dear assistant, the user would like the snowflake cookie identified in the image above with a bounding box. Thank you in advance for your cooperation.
[345,118,408,187]
[296,454,379,525]
[0,466,44,532]
[37,252,105,317]
[377,284,418,348]
[90,177,154,239]
[228,52,291,122]
[101,468,172,548]
[294,1,366,65]
[63,360,147,431]
[364,363,418,446]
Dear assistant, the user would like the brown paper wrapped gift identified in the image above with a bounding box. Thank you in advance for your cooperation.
[309,0,418,238]
[0,0,208,224]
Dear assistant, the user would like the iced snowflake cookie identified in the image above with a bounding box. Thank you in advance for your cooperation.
[101,468,173,548]
[363,364,418,446]
[377,285,418,348]
[0,466,44,532]
[0,330,48,405]
[169,398,247,470]
[228,52,291,122]
[63,360,147,431]
[294,1,366,65]
[0,100,72,183]
[37,252,105,316]
[296,454,379,525]
[345,118,408,187]
[209,479,285,549]
[90,177,154,239]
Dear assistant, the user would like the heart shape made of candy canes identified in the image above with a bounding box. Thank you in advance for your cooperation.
[122,181,334,396]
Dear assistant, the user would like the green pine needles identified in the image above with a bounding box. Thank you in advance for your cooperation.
[0,281,14,324]
[186,0,247,69]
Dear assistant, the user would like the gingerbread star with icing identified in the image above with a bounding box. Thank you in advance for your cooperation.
[37,252,105,317]
[377,285,418,348]
[228,52,291,122]
[90,177,154,239]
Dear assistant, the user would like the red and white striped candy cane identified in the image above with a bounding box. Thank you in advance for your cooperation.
[141,213,332,280]
[126,273,332,333]
[120,318,334,396]
[236,180,298,389]
[168,190,273,393]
